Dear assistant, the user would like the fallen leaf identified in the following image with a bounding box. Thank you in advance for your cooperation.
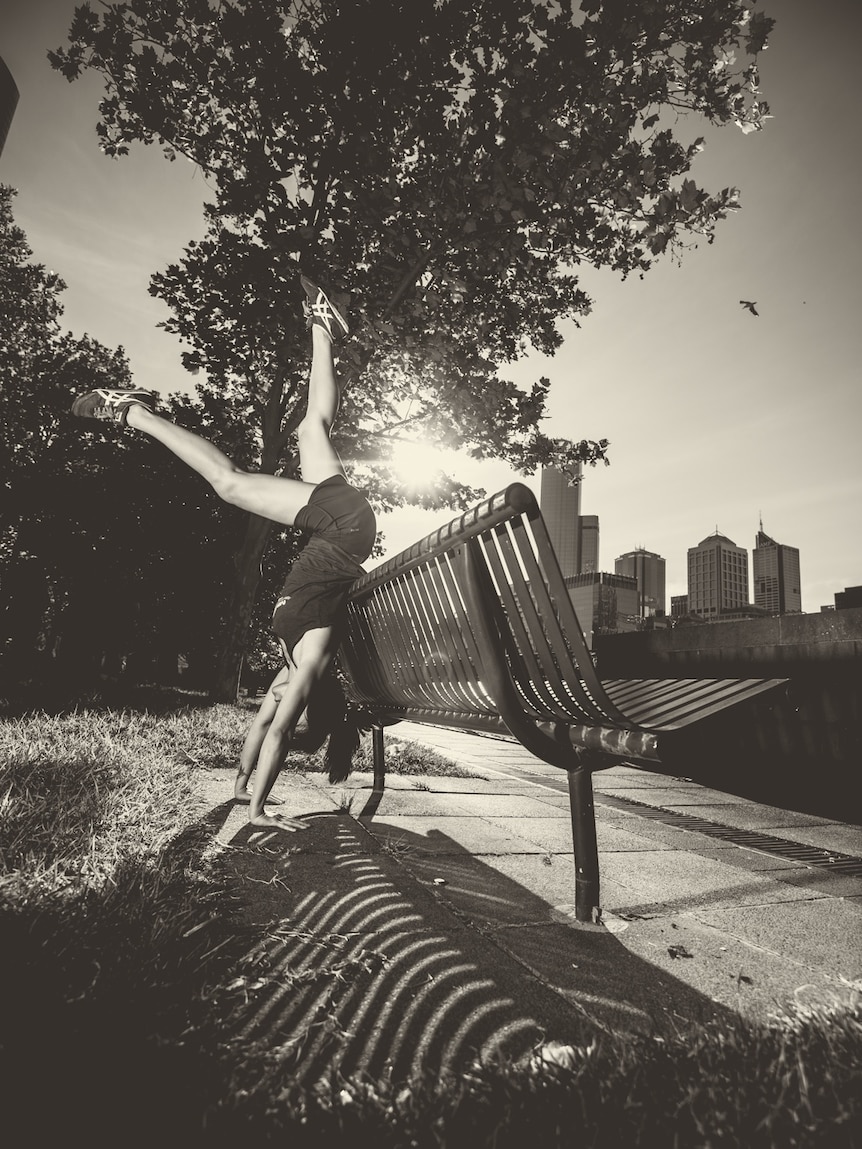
[668,944,694,960]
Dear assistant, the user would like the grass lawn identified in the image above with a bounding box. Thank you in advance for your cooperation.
[1,696,859,1147]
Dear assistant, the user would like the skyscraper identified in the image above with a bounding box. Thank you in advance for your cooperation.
[565,572,639,647]
[687,531,749,618]
[753,523,801,614]
[577,515,600,574]
[615,548,666,617]
[0,57,19,159]
[540,465,581,579]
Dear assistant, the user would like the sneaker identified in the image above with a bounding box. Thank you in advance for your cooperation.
[300,275,349,343]
[71,387,157,427]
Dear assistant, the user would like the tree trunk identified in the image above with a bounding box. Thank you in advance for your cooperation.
[211,513,273,702]
[211,359,297,703]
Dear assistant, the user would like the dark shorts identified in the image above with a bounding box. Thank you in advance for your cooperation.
[272,476,377,660]
[294,474,377,563]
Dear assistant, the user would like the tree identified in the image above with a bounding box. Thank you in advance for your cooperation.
[0,185,238,698]
[50,0,773,698]
[1,184,127,690]
[0,186,126,475]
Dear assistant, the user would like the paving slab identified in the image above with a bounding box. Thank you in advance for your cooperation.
[691,898,862,983]
[364,814,541,854]
[433,793,574,820]
[597,849,832,911]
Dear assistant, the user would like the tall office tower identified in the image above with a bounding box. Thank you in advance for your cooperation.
[687,531,749,618]
[540,465,581,578]
[577,514,600,573]
[564,572,639,648]
[753,522,802,614]
[615,547,666,617]
[0,57,19,158]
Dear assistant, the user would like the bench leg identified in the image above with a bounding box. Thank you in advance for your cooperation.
[372,725,386,792]
[567,767,601,923]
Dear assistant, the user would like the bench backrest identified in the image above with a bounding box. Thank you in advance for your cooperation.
[340,484,786,768]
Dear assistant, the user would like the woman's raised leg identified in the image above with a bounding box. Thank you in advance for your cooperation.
[296,276,352,485]
[123,405,316,524]
[69,391,315,526]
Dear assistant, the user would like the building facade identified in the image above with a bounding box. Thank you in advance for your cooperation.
[671,594,689,619]
[0,57,19,159]
[835,586,862,610]
[540,465,581,579]
[577,515,600,574]
[615,547,666,617]
[687,532,749,618]
[753,525,802,614]
[565,572,639,648]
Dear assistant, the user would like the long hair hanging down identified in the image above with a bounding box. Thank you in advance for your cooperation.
[306,666,374,784]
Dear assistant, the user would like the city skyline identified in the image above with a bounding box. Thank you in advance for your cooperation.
[1,0,860,613]
[540,462,808,619]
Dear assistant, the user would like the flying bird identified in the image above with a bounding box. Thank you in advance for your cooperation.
[739,300,759,316]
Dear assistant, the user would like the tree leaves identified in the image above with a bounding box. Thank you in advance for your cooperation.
[0,188,234,694]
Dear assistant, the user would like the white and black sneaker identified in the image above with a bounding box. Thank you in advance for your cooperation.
[71,387,157,427]
[300,275,349,343]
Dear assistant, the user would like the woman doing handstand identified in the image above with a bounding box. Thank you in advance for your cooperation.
[72,277,377,832]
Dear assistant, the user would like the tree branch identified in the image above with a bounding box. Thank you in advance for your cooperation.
[382,245,441,318]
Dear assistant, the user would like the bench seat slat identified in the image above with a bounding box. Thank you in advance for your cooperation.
[482,527,603,723]
[493,523,604,715]
[602,676,787,728]
[406,558,487,714]
[422,555,480,676]
[475,530,616,728]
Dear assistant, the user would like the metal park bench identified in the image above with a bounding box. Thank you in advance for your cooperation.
[339,484,788,923]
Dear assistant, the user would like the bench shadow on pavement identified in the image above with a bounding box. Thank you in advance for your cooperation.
[217,798,736,1090]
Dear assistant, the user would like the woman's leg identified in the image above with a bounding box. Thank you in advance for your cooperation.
[124,405,315,526]
[296,325,349,485]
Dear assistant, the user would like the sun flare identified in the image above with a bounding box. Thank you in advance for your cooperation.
[387,436,459,494]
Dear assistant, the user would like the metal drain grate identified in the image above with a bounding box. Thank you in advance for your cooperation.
[596,791,862,876]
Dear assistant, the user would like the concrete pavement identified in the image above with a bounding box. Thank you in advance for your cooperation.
[196,724,862,1087]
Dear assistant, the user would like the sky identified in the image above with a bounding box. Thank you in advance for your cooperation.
[2,0,861,612]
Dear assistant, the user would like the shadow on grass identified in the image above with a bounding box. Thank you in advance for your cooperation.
[0,800,253,1147]
[208,799,738,1092]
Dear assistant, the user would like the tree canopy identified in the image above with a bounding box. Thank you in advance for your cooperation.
[48,0,774,696]
[51,0,772,482]
[0,185,243,700]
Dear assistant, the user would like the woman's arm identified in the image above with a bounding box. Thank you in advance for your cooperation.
[248,655,329,826]
[234,664,292,802]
